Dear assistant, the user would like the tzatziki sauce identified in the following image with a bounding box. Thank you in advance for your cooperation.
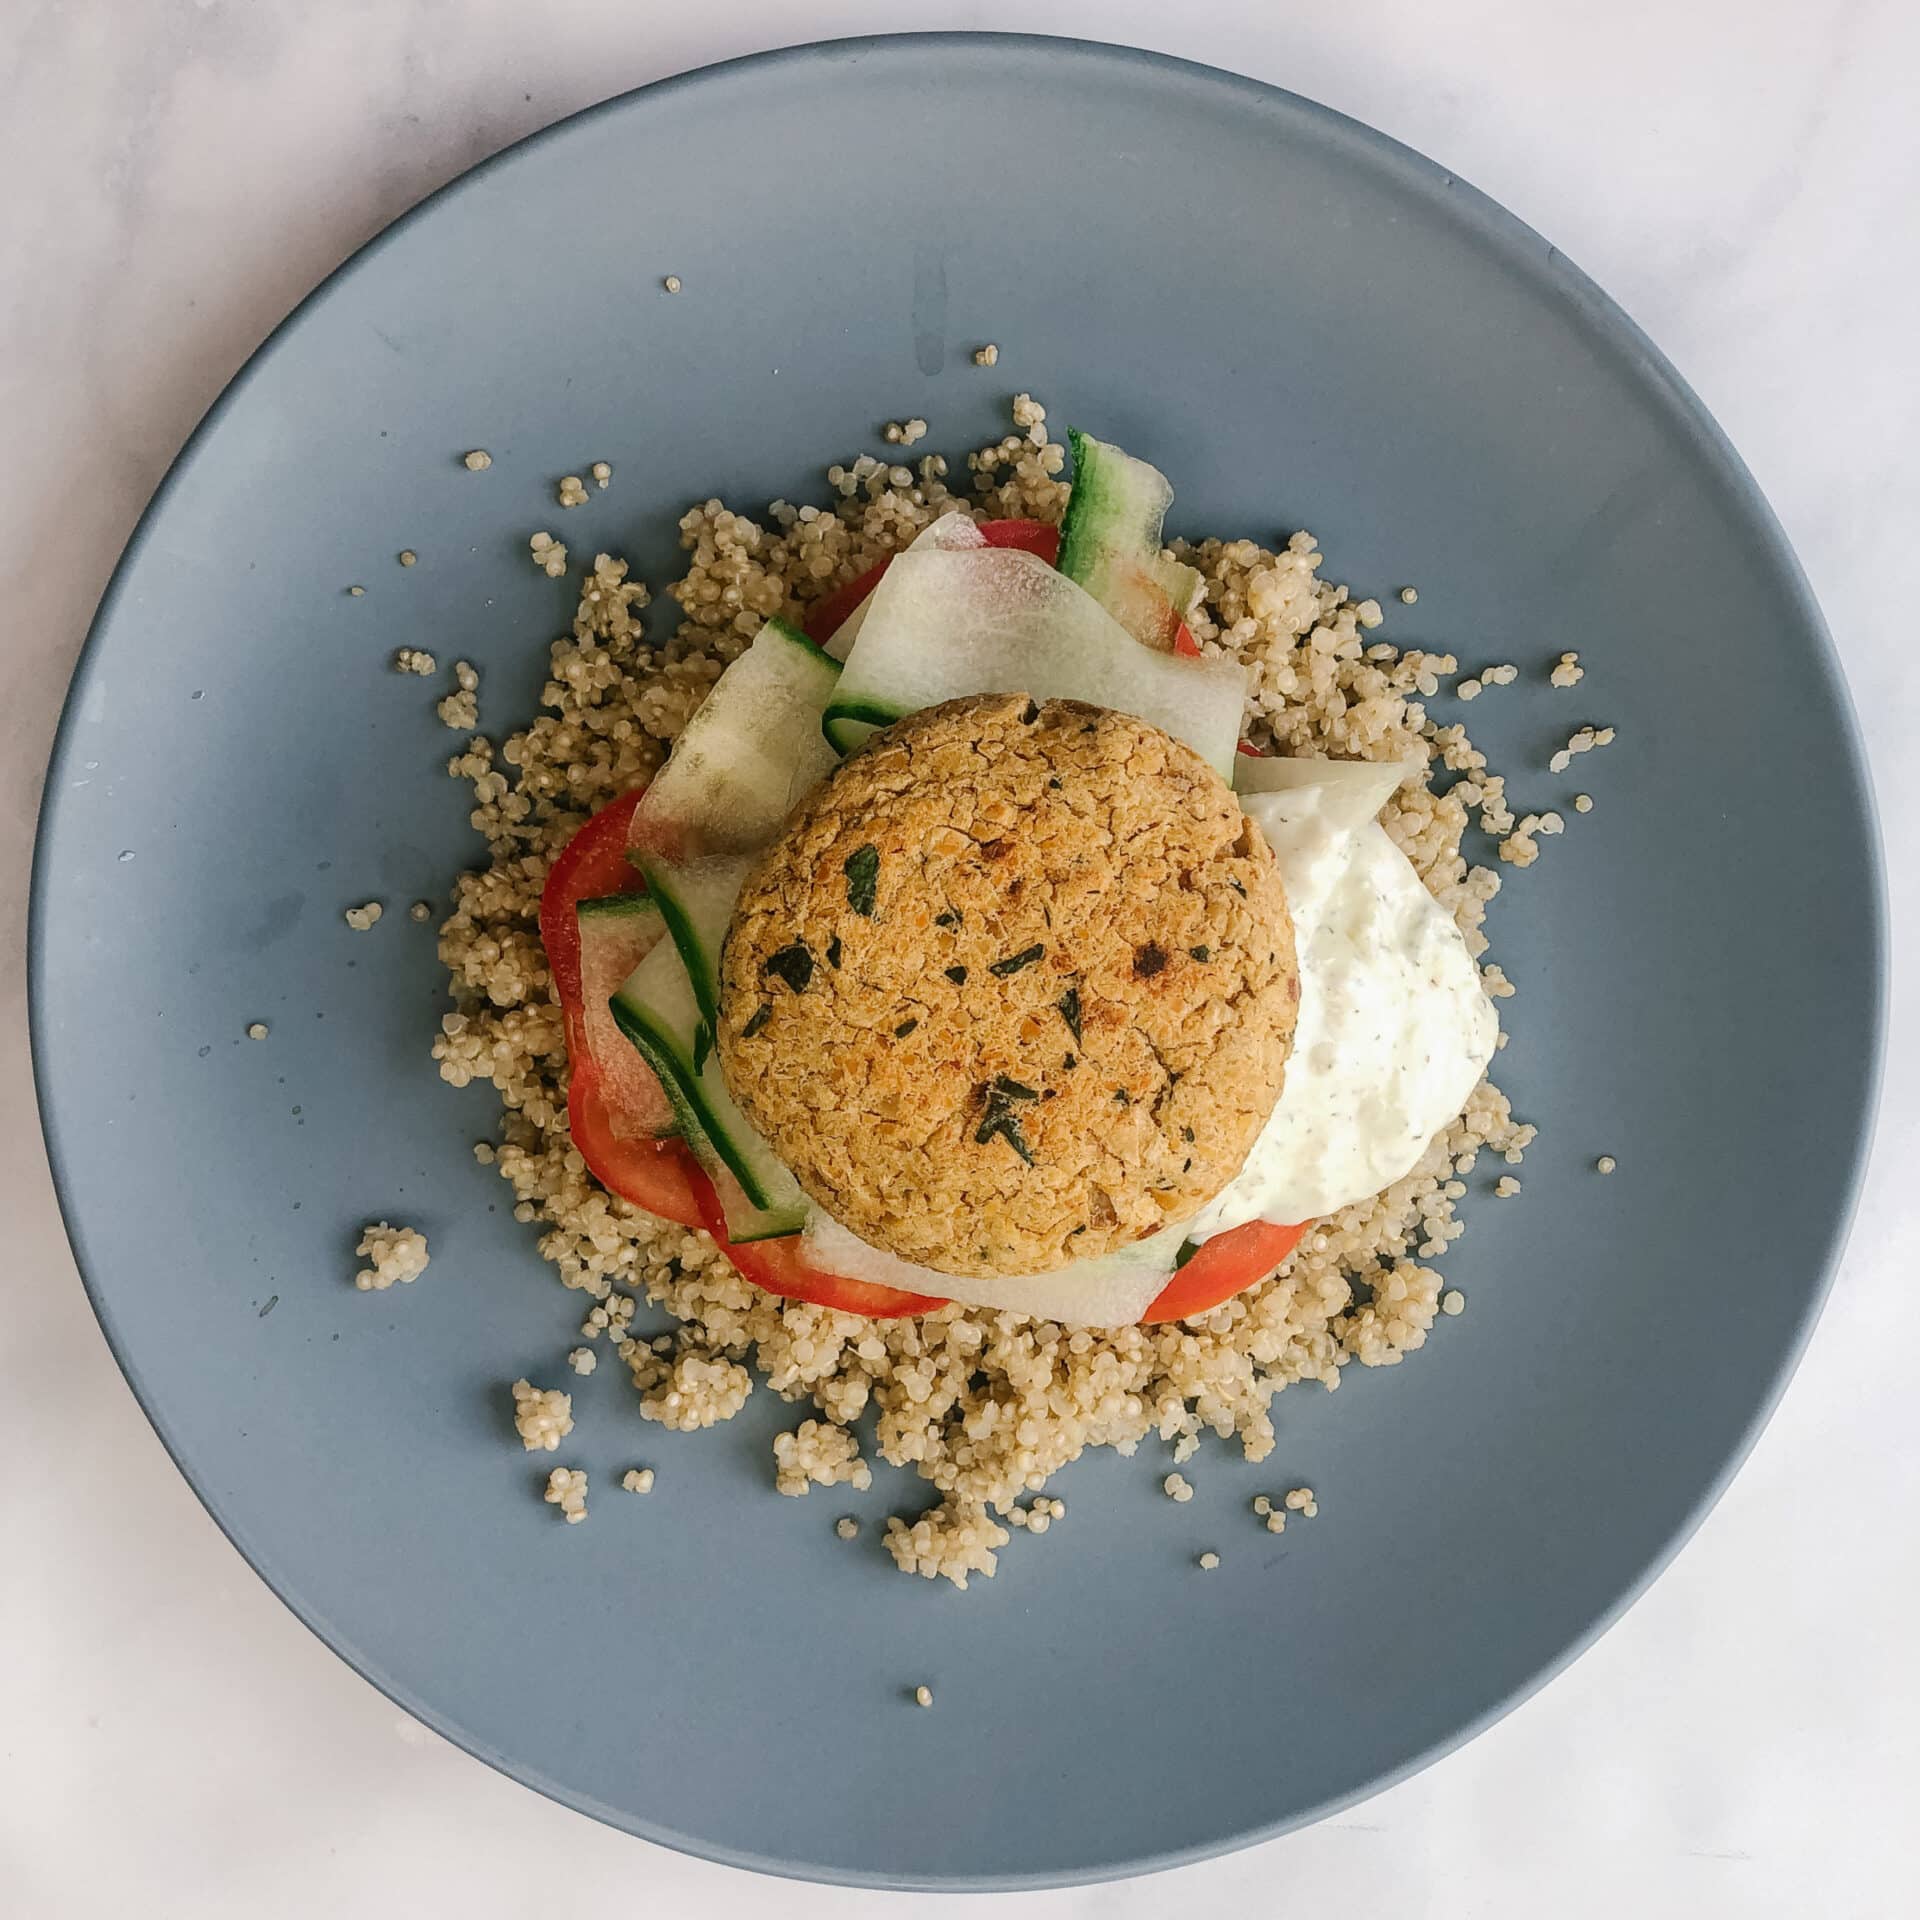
[1186,790,1498,1237]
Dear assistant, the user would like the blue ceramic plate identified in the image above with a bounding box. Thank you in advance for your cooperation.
[31,35,1882,1890]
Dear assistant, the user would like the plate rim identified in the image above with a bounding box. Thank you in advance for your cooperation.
[28,30,1889,1892]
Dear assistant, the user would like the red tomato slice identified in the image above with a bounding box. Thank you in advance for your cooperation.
[568,1075,709,1231]
[690,1176,946,1319]
[804,516,1202,658]
[1140,1220,1310,1324]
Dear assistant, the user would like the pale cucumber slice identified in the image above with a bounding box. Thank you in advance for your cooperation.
[610,933,806,1241]
[799,1211,1185,1327]
[1234,751,1422,812]
[821,546,1246,775]
[1057,428,1199,650]
[630,851,754,1038]
[628,616,840,860]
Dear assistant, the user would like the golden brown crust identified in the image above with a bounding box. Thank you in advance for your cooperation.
[717,694,1298,1275]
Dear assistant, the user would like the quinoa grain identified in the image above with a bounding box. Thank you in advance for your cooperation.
[544,1467,588,1522]
[511,1379,574,1452]
[353,1222,429,1291]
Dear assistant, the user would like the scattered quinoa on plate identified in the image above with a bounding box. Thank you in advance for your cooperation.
[428,398,1581,1586]
[353,1222,429,1291]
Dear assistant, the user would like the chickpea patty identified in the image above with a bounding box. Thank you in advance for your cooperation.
[717,693,1299,1275]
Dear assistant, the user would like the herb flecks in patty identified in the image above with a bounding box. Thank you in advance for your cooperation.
[934,909,962,929]
[1189,945,1211,963]
[894,1018,919,1039]
[974,1084,1036,1165]
[1133,942,1169,979]
[945,965,969,985]
[1058,986,1083,1044]
[826,935,843,969]
[762,943,814,993]
[741,1004,772,1039]
[989,943,1045,978]
[843,844,880,917]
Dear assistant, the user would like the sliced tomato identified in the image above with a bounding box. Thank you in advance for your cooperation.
[690,1177,946,1319]
[1140,1220,1311,1324]
[569,1075,708,1231]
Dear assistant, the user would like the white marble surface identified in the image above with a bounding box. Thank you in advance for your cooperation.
[4,3,1916,1914]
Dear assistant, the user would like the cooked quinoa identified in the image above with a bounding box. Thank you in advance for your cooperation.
[353,1221,429,1291]
[773,1418,874,1496]
[545,1466,588,1522]
[394,646,437,675]
[432,400,1538,1585]
[437,660,480,731]
[511,1378,574,1452]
